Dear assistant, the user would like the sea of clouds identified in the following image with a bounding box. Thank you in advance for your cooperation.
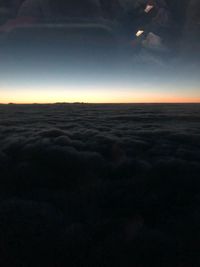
[0,103,200,266]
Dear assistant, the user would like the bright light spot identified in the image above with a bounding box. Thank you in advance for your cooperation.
[136,30,144,37]
[144,4,154,13]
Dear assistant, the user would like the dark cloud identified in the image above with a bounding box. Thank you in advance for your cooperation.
[0,199,64,267]
[0,103,200,266]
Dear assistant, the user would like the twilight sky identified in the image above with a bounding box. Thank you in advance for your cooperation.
[0,58,200,103]
[0,27,199,104]
[0,0,200,104]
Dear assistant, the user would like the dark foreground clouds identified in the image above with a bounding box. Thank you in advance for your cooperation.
[0,103,200,266]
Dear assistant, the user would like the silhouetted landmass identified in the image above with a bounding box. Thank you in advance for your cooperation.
[0,103,200,266]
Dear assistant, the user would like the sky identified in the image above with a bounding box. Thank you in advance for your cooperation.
[0,59,200,103]
[1,83,200,104]
[0,27,200,104]
[0,0,200,104]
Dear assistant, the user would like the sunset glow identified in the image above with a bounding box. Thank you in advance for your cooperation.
[1,87,200,104]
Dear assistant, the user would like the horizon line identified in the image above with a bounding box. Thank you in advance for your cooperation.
[1,102,200,105]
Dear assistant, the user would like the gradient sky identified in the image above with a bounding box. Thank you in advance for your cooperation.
[0,1,200,104]
[0,37,200,104]
[1,60,200,103]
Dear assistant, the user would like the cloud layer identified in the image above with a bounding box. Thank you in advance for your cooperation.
[0,103,200,266]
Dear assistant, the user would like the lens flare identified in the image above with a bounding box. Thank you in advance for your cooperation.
[144,4,154,13]
[136,30,144,37]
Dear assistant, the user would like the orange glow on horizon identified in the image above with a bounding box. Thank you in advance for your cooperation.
[1,88,200,104]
